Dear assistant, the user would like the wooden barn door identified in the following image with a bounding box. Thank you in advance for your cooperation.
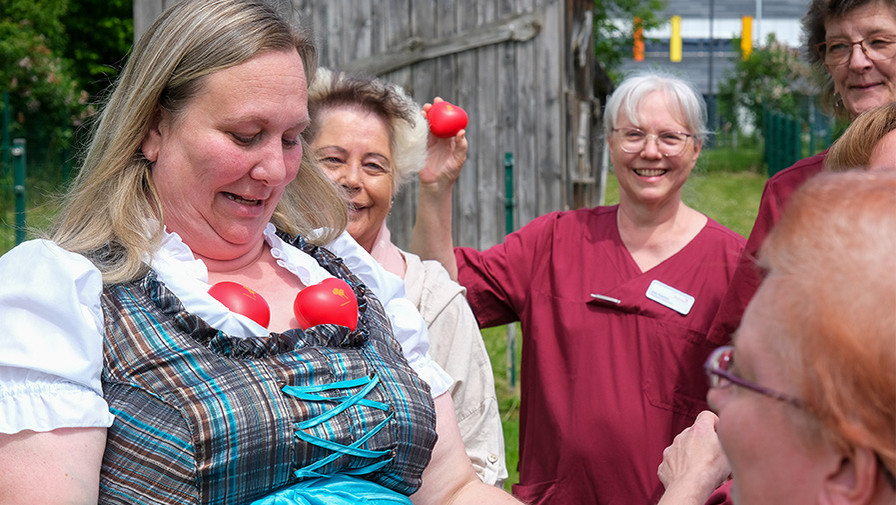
[133,0,605,250]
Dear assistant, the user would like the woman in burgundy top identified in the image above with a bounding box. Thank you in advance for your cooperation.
[706,0,896,346]
[411,71,745,504]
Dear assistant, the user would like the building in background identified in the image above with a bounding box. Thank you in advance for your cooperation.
[617,0,811,132]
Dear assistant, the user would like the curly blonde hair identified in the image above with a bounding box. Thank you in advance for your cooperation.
[305,68,429,193]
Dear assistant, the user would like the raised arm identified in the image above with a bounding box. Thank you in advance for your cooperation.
[409,99,468,281]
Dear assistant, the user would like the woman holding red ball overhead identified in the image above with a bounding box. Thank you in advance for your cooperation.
[0,1,524,504]
[411,71,745,504]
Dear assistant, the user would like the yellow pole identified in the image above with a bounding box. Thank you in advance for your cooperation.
[741,16,753,60]
[670,16,682,62]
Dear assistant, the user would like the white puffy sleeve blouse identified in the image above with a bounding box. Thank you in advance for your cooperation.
[0,225,451,434]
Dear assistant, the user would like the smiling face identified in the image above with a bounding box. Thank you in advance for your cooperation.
[825,1,896,119]
[608,90,701,210]
[708,281,837,505]
[140,49,309,262]
[311,106,395,252]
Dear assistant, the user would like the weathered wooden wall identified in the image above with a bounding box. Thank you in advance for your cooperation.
[133,0,605,250]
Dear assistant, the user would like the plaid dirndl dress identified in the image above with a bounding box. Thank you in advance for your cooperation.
[98,234,437,504]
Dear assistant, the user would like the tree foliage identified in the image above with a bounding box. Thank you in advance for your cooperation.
[1,0,81,156]
[59,0,133,100]
[0,0,132,169]
[593,0,667,83]
[718,33,815,135]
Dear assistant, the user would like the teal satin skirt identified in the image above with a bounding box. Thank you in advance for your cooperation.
[252,474,412,505]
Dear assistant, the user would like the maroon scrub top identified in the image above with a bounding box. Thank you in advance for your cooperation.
[455,205,744,505]
[706,151,827,346]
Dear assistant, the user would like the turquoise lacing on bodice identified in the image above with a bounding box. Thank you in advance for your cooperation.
[283,373,396,479]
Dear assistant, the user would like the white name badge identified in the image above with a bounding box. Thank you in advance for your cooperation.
[646,280,695,316]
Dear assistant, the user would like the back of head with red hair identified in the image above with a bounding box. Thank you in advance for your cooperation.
[759,170,896,485]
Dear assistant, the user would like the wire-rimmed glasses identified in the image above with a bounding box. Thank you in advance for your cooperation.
[814,34,896,66]
[611,127,693,157]
[704,345,803,407]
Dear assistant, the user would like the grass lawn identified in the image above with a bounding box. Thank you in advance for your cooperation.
[0,179,61,253]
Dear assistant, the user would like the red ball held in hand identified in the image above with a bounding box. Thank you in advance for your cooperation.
[293,278,359,331]
[427,100,468,138]
[208,281,271,328]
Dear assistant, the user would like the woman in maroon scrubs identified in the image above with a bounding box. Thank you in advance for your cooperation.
[411,71,745,504]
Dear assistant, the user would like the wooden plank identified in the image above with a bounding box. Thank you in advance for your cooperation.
[490,0,524,247]
[498,21,521,243]
[565,0,598,209]
[495,0,521,245]
[391,1,439,249]
[452,0,478,250]
[536,0,564,216]
[340,11,541,76]
[563,1,576,209]
[350,1,375,61]
[513,0,540,229]
[325,2,349,66]
[133,0,168,41]
[454,0,480,250]
[471,1,503,249]
[386,1,419,251]
[382,0,418,251]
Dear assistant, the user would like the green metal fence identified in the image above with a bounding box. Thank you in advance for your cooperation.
[1,91,77,253]
[1,92,15,253]
[763,106,804,177]
[11,139,27,245]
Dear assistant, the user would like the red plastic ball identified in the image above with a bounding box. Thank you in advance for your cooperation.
[293,278,359,331]
[208,281,271,328]
[428,100,469,138]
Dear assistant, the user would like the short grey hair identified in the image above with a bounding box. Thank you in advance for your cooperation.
[603,71,709,144]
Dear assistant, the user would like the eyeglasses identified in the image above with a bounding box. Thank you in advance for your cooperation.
[612,127,693,157]
[814,34,896,66]
[705,345,896,489]
[704,345,803,408]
